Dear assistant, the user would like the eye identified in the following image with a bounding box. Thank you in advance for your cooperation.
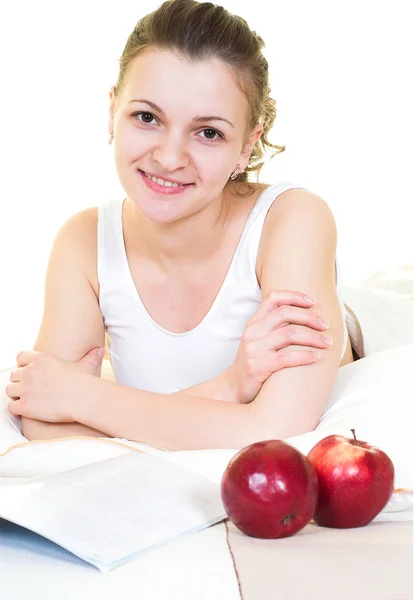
[198,128,225,143]
[131,112,224,143]
[132,111,158,125]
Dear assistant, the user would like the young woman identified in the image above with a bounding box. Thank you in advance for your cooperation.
[6,0,354,450]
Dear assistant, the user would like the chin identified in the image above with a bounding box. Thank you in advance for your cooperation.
[130,196,188,224]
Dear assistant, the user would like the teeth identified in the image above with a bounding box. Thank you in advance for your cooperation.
[144,172,180,187]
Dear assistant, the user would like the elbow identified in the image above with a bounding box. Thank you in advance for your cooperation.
[21,416,60,441]
[21,416,40,441]
[236,405,281,448]
[244,423,312,447]
[247,404,320,446]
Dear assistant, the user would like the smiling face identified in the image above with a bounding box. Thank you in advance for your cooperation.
[109,48,262,224]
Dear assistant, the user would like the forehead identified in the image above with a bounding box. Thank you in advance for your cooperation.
[122,49,248,120]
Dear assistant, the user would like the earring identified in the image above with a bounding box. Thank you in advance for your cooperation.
[230,165,243,180]
[108,132,114,145]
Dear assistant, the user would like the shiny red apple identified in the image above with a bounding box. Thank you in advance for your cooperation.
[221,440,319,538]
[307,429,395,528]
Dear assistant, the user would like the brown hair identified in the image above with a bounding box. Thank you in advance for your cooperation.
[113,0,285,195]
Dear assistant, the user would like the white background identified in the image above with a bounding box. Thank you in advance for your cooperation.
[0,0,413,367]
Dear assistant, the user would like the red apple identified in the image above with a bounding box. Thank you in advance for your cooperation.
[307,429,395,528]
[221,440,319,539]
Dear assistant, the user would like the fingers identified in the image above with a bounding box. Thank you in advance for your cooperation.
[16,350,39,367]
[255,325,333,354]
[254,305,328,339]
[9,368,23,382]
[249,290,315,325]
[279,324,333,349]
[249,349,321,378]
[5,381,20,400]
[8,400,22,416]
[243,347,321,389]
[273,349,322,370]
[6,367,25,400]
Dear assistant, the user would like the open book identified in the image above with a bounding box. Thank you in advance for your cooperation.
[0,451,227,572]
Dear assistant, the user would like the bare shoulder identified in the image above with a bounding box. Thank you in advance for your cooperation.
[266,187,331,219]
[257,188,334,277]
[57,206,100,298]
[261,188,335,250]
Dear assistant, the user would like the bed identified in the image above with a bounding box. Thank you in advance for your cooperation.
[0,265,412,599]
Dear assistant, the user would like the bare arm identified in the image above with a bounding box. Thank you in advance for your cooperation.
[23,363,236,441]
[21,209,106,440]
[66,191,345,450]
[250,190,345,437]
[21,419,108,440]
[69,376,253,451]
[22,191,341,449]
[20,208,239,441]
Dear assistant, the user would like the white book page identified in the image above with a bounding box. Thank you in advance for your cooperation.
[0,453,226,571]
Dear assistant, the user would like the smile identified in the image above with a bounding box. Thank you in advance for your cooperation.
[138,170,193,195]
[141,170,191,187]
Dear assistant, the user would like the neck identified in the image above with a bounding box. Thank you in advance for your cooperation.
[124,190,232,272]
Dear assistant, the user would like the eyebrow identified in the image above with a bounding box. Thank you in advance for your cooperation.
[128,98,234,128]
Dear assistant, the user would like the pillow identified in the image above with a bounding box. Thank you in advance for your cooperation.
[285,343,413,517]
[359,264,413,296]
[342,285,413,357]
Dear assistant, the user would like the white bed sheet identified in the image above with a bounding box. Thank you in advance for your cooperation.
[0,265,413,599]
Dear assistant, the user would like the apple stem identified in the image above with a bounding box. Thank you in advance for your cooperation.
[351,428,357,445]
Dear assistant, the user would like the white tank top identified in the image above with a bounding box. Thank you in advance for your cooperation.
[97,182,349,393]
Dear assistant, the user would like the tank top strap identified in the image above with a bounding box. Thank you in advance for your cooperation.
[235,182,309,278]
[97,197,126,317]
[250,181,309,220]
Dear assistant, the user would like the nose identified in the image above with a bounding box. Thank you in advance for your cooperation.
[152,131,190,173]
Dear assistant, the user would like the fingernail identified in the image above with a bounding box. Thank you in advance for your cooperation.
[304,296,316,305]
[318,318,330,329]
[321,335,333,345]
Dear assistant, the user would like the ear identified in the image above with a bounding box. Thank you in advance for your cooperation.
[238,123,263,169]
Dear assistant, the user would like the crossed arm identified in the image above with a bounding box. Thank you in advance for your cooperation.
[18,191,344,450]
[20,363,237,443]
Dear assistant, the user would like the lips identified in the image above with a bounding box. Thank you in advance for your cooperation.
[138,169,194,196]
[139,170,192,186]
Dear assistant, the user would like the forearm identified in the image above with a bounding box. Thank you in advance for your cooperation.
[174,367,238,403]
[21,367,238,442]
[102,355,238,402]
[73,377,262,451]
[21,416,109,441]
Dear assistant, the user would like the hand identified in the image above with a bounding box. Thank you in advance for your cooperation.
[229,290,332,404]
[5,347,105,422]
